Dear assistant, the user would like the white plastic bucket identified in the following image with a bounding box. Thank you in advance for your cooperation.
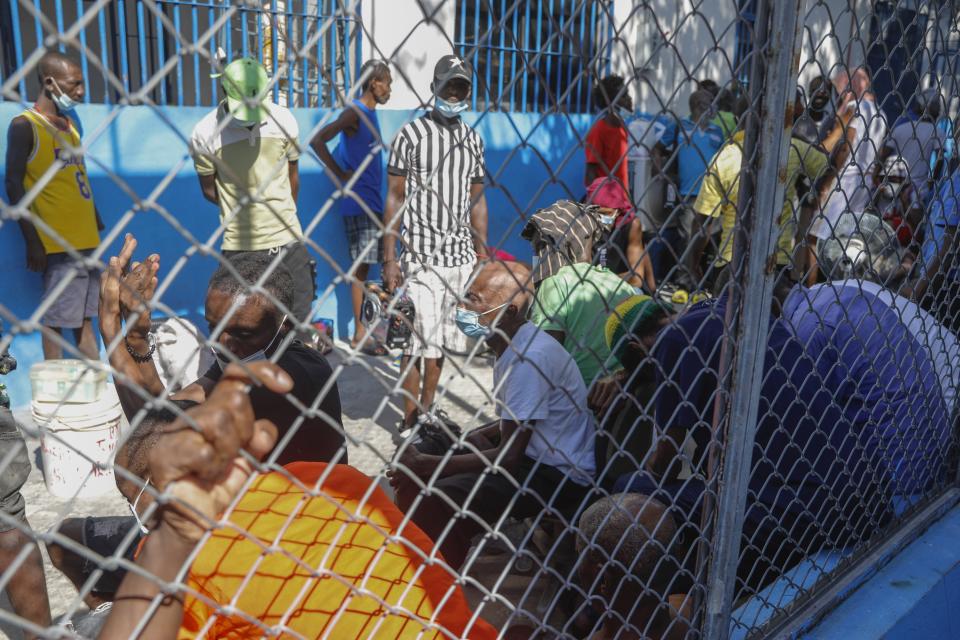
[32,388,122,499]
[30,359,106,404]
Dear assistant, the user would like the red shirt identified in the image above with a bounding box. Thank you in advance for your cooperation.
[585,117,630,195]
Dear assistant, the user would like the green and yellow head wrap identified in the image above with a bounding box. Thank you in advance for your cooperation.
[605,295,671,361]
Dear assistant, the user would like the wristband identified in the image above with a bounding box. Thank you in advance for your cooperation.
[125,333,157,363]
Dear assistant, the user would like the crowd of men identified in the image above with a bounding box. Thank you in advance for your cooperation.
[1,46,959,639]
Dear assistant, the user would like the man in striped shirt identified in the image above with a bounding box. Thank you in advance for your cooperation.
[382,55,489,429]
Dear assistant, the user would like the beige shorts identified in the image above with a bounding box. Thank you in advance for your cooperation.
[401,260,476,359]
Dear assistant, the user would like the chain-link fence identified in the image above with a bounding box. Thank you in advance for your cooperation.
[0,0,959,638]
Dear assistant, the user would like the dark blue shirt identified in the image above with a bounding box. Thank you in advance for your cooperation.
[650,298,874,536]
[783,282,951,496]
[335,99,384,216]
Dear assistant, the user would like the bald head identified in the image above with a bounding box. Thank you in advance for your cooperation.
[468,261,532,310]
[37,51,80,83]
[37,51,84,109]
[577,493,676,595]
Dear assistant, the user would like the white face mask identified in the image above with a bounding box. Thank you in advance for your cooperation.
[212,314,288,370]
[49,78,78,112]
[880,181,904,200]
[128,476,151,535]
[435,95,469,117]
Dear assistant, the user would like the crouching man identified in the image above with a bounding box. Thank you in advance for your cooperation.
[390,261,597,571]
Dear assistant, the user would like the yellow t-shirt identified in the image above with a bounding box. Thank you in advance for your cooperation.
[189,103,303,251]
[20,110,100,254]
[178,463,498,639]
[694,129,828,266]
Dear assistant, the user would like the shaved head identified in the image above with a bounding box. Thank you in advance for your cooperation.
[37,51,80,83]
[469,261,533,310]
[578,493,675,586]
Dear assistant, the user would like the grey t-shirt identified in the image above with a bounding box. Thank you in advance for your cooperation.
[885,120,946,188]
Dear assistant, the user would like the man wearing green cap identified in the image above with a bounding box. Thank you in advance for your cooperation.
[190,57,315,325]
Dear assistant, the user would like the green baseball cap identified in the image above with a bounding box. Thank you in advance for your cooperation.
[213,57,269,122]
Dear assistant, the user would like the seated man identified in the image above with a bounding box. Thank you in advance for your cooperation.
[49,236,348,605]
[98,361,497,639]
[523,200,635,388]
[606,291,890,599]
[586,178,656,291]
[99,233,345,465]
[575,493,686,640]
[391,261,597,570]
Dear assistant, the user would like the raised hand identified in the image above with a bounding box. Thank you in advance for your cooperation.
[117,236,160,337]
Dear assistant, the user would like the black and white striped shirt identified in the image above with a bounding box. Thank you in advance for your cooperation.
[387,112,486,267]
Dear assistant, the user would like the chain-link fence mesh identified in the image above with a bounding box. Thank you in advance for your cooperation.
[0,0,959,638]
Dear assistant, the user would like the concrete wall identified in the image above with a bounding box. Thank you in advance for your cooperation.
[360,0,456,110]
[0,103,592,408]
[610,0,739,118]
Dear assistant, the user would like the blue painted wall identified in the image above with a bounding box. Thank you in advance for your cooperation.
[803,503,960,639]
[0,103,593,407]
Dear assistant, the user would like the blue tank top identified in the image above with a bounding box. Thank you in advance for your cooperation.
[335,100,384,216]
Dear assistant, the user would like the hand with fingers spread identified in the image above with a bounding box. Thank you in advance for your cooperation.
[119,236,160,337]
[98,233,159,340]
[146,361,290,543]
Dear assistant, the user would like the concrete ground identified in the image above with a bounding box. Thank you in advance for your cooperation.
[1,342,567,639]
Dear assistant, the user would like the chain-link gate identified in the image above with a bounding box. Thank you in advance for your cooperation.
[0,0,959,638]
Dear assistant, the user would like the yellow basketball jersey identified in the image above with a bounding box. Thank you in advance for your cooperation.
[20,109,100,254]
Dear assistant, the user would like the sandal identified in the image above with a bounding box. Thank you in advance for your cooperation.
[354,341,388,356]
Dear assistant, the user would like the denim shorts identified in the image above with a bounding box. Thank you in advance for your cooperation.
[0,408,31,533]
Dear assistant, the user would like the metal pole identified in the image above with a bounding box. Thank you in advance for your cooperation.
[701,1,805,638]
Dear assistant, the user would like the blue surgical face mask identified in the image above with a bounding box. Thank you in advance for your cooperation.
[435,95,469,117]
[50,78,78,112]
[213,314,288,370]
[617,105,633,121]
[455,303,509,339]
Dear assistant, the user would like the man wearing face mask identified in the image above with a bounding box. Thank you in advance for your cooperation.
[190,57,316,328]
[390,261,596,571]
[98,234,345,466]
[5,51,105,360]
[382,55,489,430]
[793,76,835,145]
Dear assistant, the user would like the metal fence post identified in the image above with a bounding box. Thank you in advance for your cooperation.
[701,0,805,638]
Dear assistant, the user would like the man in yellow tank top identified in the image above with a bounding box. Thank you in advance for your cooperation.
[4,51,104,361]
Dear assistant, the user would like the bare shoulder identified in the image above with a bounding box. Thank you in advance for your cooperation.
[7,114,32,138]
[5,115,34,159]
